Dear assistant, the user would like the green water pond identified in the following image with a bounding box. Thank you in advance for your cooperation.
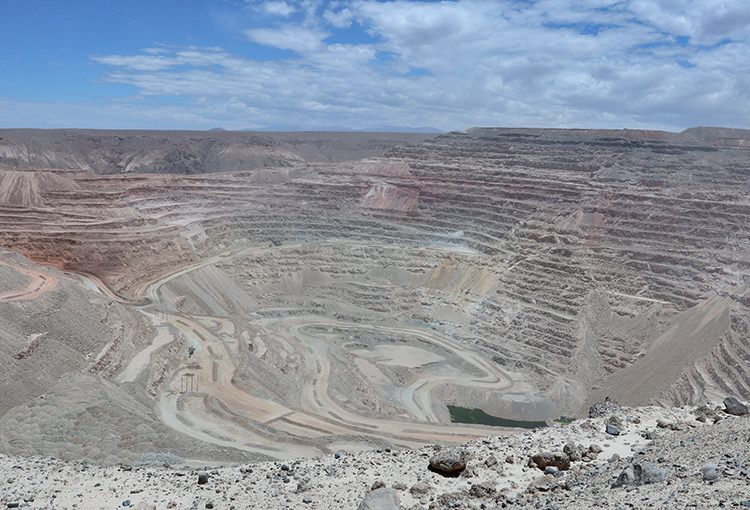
[447,405,548,429]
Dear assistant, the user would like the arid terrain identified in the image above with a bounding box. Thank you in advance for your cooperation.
[2,402,750,509]
[0,127,749,467]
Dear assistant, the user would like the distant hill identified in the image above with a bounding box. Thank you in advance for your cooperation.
[242,125,445,133]
[0,129,439,174]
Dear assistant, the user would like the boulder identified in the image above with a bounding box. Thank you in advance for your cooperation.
[613,466,636,487]
[636,462,667,484]
[357,488,400,510]
[528,474,555,492]
[435,490,469,507]
[613,462,666,487]
[608,415,624,428]
[563,442,583,461]
[693,405,717,422]
[724,396,749,416]
[656,418,685,430]
[429,449,466,475]
[469,481,496,498]
[656,418,672,429]
[409,481,431,496]
[700,463,720,482]
[606,424,621,436]
[530,451,571,471]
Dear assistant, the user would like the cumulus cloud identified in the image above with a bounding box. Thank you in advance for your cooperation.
[71,0,750,130]
[263,1,297,16]
[322,7,353,28]
[630,0,750,44]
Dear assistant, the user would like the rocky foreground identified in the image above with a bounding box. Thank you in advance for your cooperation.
[2,401,749,510]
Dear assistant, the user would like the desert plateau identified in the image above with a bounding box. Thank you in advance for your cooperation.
[0,127,749,507]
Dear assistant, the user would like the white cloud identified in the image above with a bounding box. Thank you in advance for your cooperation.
[322,7,353,28]
[245,0,327,23]
[357,1,474,48]
[21,0,750,130]
[91,55,176,72]
[263,1,297,16]
[630,0,750,44]
[244,26,330,52]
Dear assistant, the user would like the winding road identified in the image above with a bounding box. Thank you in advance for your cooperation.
[0,258,58,302]
[98,245,525,459]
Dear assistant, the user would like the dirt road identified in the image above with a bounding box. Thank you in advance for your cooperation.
[0,258,58,301]
[99,245,530,459]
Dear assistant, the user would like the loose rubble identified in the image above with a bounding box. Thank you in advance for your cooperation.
[1,402,749,509]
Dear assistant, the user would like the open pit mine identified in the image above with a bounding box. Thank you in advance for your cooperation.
[0,127,748,466]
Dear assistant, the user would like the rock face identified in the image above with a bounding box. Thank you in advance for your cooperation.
[359,182,420,215]
[723,396,749,416]
[429,450,467,475]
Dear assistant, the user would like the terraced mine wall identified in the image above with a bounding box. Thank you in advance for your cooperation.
[0,127,749,463]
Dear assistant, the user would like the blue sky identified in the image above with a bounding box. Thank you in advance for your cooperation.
[2,0,750,131]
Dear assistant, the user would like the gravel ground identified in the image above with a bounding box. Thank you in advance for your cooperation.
[1,403,749,509]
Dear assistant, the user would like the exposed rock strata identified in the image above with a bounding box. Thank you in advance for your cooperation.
[0,127,749,464]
